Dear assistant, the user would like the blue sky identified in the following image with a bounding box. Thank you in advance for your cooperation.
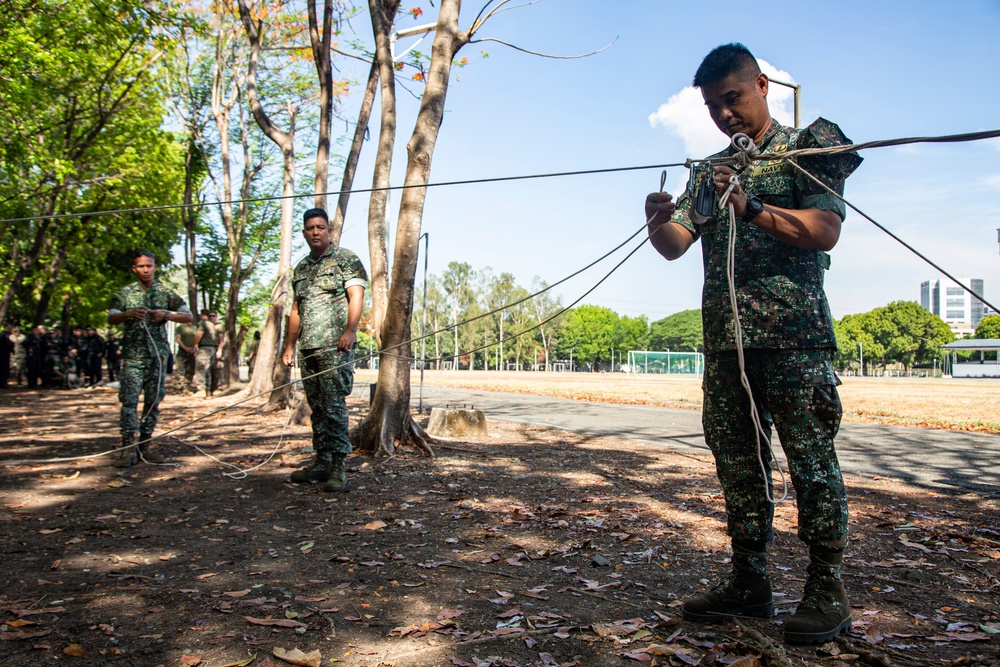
[326,0,1000,323]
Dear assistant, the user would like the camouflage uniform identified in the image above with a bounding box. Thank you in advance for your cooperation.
[292,245,368,455]
[670,118,861,551]
[195,318,217,393]
[108,282,190,439]
[174,323,198,391]
[10,330,26,385]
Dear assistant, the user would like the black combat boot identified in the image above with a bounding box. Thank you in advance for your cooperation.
[138,434,165,464]
[323,453,348,492]
[113,434,139,468]
[784,548,852,643]
[682,541,773,623]
[290,452,333,483]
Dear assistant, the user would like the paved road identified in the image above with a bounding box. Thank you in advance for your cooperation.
[414,385,1000,498]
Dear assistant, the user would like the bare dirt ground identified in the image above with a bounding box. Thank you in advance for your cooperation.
[1,378,998,667]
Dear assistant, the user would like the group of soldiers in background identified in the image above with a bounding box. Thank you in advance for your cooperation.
[0,310,237,397]
[0,322,121,390]
[172,309,225,397]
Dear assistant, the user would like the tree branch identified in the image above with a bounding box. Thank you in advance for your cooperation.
[468,35,617,59]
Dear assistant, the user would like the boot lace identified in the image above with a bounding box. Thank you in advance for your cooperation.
[798,576,835,612]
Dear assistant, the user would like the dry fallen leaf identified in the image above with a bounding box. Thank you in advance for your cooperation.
[15,607,65,617]
[180,655,202,666]
[244,616,307,628]
[0,629,53,641]
[215,654,258,667]
[730,656,763,667]
[224,589,251,597]
[645,643,677,656]
[272,646,321,667]
[363,520,387,531]
[63,643,86,656]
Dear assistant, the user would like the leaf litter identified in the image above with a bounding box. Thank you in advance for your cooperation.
[0,388,997,665]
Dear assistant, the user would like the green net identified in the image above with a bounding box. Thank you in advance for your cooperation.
[627,350,703,376]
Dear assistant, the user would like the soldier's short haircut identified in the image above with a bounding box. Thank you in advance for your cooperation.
[133,250,156,263]
[303,208,329,225]
[693,43,761,88]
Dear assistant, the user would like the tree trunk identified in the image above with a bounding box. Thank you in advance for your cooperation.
[308,0,334,211]
[353,0,467,457]
[33,243,68,327]
[330,57,379,245]
[365,0,400,347]
[237,0,297,406]
[0,194,57,324]
[182,136,200,311]
[264,135,296,407]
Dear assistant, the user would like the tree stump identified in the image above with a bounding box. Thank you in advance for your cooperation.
[426,407,487,438]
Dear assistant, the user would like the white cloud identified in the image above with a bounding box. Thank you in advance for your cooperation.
[648,58,796,160]
[984,174,1000,190]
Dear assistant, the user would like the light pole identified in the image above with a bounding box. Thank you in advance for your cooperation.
[417,232,429,413]
[858,341,863,377]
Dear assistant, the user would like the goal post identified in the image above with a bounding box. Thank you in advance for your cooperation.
[627,350,703,377]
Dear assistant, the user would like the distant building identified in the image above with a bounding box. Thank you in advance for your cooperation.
[920,277,987,335]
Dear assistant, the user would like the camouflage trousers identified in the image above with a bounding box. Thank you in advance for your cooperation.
[174,349,196,390]
[195,346,216,392]
[702,348,848,550]
[300,347,354,455]
[118,356,166,438]
[12,354,26,384]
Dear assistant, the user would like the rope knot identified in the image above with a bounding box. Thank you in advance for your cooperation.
[730,133,759,167]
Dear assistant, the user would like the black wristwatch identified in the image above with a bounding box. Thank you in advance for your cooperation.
[742,194,765,223]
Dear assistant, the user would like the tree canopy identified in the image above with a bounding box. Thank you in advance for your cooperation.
[649,309,703,352]
[974,315,1000,339]
[0,0,189,326]
[834,301,954,371]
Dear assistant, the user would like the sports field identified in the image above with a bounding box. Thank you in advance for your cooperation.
[357,369,1000,433]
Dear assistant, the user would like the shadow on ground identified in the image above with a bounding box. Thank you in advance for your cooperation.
[0,386,997,667]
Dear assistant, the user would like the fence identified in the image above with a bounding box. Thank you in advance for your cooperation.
[627,350,703,377]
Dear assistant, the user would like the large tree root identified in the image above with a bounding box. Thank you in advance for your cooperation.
[350,411,435,458]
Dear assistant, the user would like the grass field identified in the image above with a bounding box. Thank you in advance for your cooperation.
[356,369,1000,433]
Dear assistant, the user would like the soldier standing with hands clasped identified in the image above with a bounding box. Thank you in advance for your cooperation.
[644,43,862,643]
[282,208,367,492]
[107,251,193,467]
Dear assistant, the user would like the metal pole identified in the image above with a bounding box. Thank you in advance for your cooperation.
[418,232,428,413]
[859,341,863,377]
[768,78,801,128]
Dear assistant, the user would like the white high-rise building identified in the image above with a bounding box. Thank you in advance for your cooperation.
[920,277,987,335]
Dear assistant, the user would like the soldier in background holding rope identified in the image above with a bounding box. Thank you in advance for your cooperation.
[107,251,193,467]
[645,43,861,643]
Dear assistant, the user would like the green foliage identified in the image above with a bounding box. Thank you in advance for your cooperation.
[834,301,954,371]
[974,315,1000,339]
[649,309,703,352]
[557,305,618,366]
[616,315,650,355]
[0,0,189,325]
[555,305,647,367]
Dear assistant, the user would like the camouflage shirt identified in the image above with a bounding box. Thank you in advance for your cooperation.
[292,245,368,350]
[108,281,190,361]
[671,118,862,354]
